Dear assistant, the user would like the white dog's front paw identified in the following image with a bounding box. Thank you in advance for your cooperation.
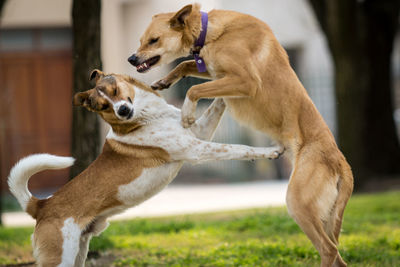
[268,145,285,159]
[181,116,196,128]
[181,97,197,128]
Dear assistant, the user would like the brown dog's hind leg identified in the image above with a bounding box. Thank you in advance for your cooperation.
[331,167,353,267]
[286,163,346,267]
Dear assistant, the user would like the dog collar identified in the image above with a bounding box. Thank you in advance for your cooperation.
[191,11,208,73]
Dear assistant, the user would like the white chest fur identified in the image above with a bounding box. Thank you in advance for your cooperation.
[117,162,183,206]
[106,96,199,162]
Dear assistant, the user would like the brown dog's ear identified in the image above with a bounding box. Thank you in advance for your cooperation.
[89,69,104,82]
[73,91,89,106]
[169,4,192,29]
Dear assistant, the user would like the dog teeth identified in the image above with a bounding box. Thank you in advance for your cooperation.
[137,62,150,72]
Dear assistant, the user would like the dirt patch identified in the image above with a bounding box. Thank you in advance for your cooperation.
[86,251,117,267]
[2,263,35,267]
[1,252,116,267]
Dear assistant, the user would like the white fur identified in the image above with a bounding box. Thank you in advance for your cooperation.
[107,87,282,163]
[31,234,41,266]
[117,162,183,206]
[97,86,135,120]
[181,97,197,127]
[255,37,271,66]
[316,177,339,222]
[58,217,81,267]
[7,154,75,211]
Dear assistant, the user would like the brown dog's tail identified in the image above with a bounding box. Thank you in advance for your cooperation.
[7,154,75,218]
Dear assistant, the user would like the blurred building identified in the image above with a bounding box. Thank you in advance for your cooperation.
[0,0,73,194]
[1,0,399,192]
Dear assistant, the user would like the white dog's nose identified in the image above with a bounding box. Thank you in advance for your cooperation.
[117,105,131,117]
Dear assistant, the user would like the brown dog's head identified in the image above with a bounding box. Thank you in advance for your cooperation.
[128,4,201,73]
[73,70,160,134]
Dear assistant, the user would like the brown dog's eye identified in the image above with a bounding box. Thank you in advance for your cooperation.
[148,37,159,45]
[113,88,117,96]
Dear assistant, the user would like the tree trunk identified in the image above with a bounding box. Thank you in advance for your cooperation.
[0,0,6,226]
[71,0,102,178]
[309,0,400,189]
[0,0,6,15]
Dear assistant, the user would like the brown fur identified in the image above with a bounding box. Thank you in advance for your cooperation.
[27,139,170,266]
[28,139,170,265]
[28,140,170,223]
[133,4,354,267]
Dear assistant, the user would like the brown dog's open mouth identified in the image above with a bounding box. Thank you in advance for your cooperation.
[136,56,161,73]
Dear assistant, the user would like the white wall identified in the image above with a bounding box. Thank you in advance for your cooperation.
[0,0,71,27]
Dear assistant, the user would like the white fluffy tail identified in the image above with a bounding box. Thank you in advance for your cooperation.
[8,154,75,211]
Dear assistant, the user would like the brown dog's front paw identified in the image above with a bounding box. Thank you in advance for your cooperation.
[181,116,196,128]
[151,79,171,90]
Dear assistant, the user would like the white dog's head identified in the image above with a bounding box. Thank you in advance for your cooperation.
[73,70,163,134]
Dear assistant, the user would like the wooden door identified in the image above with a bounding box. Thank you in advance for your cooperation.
[0,51,72,194]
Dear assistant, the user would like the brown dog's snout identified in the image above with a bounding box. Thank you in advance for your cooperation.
[128,54,139,66]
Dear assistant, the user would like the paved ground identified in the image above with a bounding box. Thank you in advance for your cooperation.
[2,180,288,227]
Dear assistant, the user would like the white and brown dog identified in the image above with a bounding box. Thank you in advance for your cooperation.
[8,70,282,267]
[128,4,354,267]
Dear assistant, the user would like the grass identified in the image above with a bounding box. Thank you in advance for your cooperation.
[0,191,399,266]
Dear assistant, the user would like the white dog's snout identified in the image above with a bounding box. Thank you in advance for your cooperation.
[114,101,134,120]
[97,89,134,120]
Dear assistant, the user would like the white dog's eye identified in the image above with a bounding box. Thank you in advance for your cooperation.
[148,37,159,45]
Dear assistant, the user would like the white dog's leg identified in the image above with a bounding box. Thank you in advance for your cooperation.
[58,217,81,267]
[74,219,109,267]
[181,97,198,128]
[74,234,92,267]
[181,141,284,164]
[190,98,226,141]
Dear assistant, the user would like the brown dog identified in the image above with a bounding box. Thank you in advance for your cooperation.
[128,4,354,267]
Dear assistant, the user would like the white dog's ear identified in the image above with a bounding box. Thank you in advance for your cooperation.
[73,91,90,106]
[170,4,192,29]
[89,69,104,82]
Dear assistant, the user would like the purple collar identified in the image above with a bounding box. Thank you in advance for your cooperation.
[191,11,208,73]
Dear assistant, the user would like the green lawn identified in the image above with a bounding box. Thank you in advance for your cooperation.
[1,191,399,266]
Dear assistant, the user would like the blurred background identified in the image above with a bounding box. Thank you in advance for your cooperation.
[0,0,399,221]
